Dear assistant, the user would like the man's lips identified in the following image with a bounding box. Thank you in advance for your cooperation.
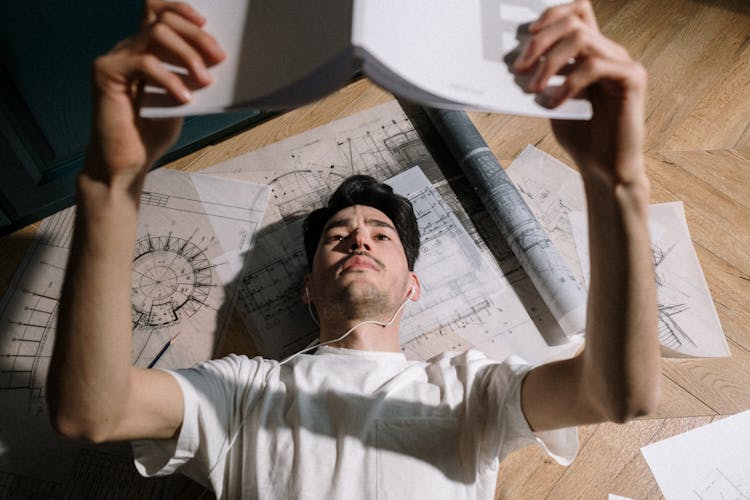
[339,255,382,272]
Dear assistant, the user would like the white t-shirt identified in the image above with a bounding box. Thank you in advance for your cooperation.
[133,347,577,499]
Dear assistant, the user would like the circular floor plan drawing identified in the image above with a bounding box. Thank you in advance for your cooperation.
[131,234,213,328]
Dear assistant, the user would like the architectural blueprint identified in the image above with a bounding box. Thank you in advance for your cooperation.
[641,410,750,499]
[427,109,588,339]
[506,144,728,358]
[0,169,268,495]
[204,101,582,363]
[570,201,729,358]
[390,167,581,362]
[505,145,587,288]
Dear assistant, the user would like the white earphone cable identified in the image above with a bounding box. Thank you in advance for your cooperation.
[281,285,415,365]
[205,284,416,478]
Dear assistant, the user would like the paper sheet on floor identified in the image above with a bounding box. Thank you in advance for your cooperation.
[0,169,269,492]
[507,144,728,358]
[641,410,750,499]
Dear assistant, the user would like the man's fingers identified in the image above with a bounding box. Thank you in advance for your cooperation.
[155,10,225,65]
[141,0,225,88]
[96,2,226,109]
[144,0,205,28]
[136,53,194,103]
[514,14,588,75]
[526,43,575,93]
[138,54,192,102]
[514,8,634,94]
[531,0,598,34]
[525,28,619,93]
[139,9,226,93]
[541,58,646,109]
[515,12,628,75]
[539,58,600,108]
[147,19,213,86]
[95,51,192,104]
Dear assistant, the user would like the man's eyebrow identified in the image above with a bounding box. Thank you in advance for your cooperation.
[365,218,396,231]
[323,218,396,232]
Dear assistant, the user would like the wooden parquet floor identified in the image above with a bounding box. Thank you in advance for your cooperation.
[0,0,747,498]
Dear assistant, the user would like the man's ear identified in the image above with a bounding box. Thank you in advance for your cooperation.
[301,275,312,304]
[408,272,422,301]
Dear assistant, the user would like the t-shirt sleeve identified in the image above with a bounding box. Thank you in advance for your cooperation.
[473,354,579,471]
[132,354,268,484]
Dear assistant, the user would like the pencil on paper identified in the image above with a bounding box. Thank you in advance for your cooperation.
[147,332,181,369]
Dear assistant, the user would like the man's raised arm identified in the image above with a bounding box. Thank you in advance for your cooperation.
[46,1,225,442]
[513,0,661,431]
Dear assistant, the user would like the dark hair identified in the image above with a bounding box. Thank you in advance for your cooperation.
[302,175,420,270]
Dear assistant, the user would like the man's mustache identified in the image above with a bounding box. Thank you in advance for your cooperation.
[335,251,385,272]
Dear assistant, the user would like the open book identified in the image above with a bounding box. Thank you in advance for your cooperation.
[141,0,591,119]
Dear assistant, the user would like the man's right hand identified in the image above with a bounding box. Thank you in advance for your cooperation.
[86,0,224,188]
[48,1,223,443]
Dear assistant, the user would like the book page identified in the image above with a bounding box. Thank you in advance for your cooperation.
[352,0,592,119]
[141,0,354,117]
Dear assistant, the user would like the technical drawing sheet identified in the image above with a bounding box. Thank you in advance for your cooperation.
[204,101,583,363]
[641,410,750,499]
[504,145,588,289]
[507,144,728,358]
[391,167,582,362]
[0,169,268,496]
[570,201,729,357]
[426,109,588,339]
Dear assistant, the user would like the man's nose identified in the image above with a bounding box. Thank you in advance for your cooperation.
[350,229,371,251]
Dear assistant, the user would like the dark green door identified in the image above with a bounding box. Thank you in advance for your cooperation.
[0,1,269,235]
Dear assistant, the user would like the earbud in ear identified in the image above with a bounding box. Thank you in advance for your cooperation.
[305,286,312,301]
[409,285,416,297]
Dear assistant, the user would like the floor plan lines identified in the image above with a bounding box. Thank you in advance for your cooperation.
[141,191,169,207]
[1,238,66,415]
[651,241,698,350]
[336,124,409,175]
[204,104,443,233]
[657,303,694,350]
[572,203,727,357]
[392,168,518,351]
[0,169,270,490]
[232,223,317,359]
[694,468,750,499]
[336,116,424,178]
[38,205,76,249]
[200,102,583,364]
[142,190,264,223]
[130,232,215,329]
[513,145,728,357]
[267,169,346,222]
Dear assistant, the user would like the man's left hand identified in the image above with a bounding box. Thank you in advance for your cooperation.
[513,0,647,187]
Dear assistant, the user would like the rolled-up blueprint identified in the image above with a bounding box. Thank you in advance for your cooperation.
[425,108,587,338]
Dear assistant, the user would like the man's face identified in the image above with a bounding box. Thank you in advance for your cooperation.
[307,204,415,321]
